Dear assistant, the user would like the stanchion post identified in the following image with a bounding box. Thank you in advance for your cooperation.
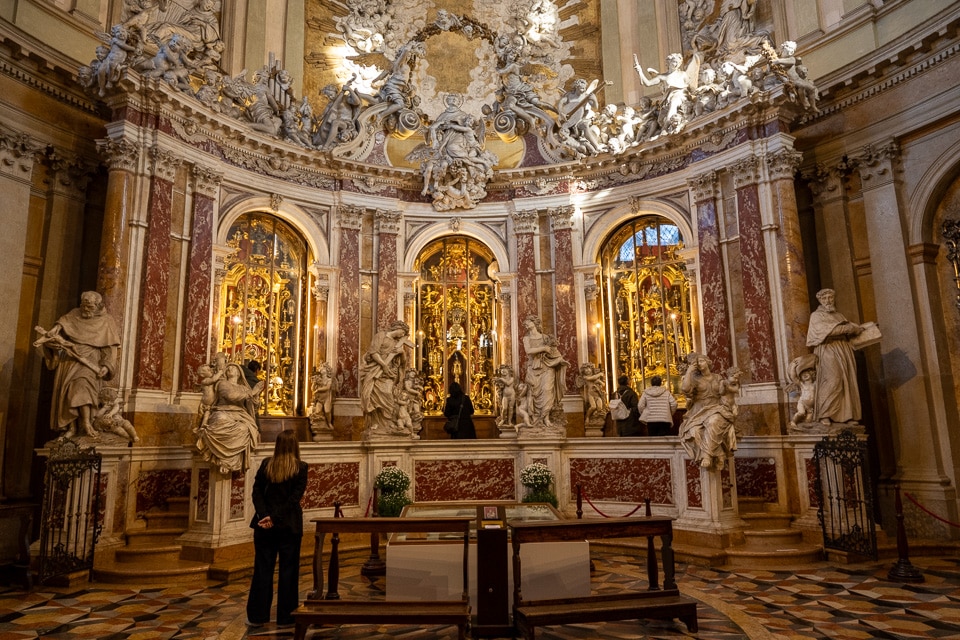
[576,483,583,519]
[645,498,659,590]
[887,484,924,583]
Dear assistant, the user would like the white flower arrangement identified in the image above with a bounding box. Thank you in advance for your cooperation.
[520,462,554,489]
[374,466,411,494]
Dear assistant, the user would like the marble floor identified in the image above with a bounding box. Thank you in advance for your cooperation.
[1,553,958,639]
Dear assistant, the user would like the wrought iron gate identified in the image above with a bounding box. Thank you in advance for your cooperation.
[813,429,878,560]
[37,440,103,584]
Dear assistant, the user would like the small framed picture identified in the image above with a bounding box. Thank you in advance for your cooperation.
[483,506,499,521]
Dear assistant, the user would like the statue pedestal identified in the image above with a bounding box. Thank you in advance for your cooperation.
[178,459,254,563]
[674,456,746,549]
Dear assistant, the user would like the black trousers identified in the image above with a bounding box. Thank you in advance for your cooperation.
[246,526,302,625]
[647,421,673,437]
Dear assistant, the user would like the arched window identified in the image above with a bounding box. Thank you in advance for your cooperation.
[600,216,692,400]
[414,236,499,415]
[218,213,313,416]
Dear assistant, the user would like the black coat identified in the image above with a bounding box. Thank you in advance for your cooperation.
[443,394,477,439]
[614,385,641,436]
[250,458,309,535]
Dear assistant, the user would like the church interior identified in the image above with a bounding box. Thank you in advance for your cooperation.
[3,0,960,637]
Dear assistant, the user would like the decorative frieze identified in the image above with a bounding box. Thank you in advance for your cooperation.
[765,149,803,182]
[512,209,539,234]
[687,171,718,203]
[220,146,337,190]
[97,138,139,173]
[731,155,761,189]
[375,209,402,234]
[149,146,182,182]
[337,204,365,230]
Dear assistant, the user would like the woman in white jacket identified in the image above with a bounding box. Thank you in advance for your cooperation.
[637,376,678,436]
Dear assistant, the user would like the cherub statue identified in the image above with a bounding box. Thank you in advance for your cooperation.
[93,387,140,443]
[633,51,701,135]
[494,364,518,427]
[308,362,337,438]
[96,24,138,97]
[767,41,819,112]
[575,363,606,424]
[787,353,818,429]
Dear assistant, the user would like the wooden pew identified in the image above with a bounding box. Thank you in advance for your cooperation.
[508,517,698,639]
[292,517,472,640]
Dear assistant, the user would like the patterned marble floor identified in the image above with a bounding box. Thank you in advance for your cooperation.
[1,554,958,639]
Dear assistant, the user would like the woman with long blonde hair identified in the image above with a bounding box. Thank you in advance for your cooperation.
[246,429,308,628]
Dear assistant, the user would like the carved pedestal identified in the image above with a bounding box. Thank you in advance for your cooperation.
[178,458,255,563]
[674,457,746,549]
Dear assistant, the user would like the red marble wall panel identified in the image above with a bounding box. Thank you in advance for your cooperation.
[337,226,361,397]
[696,200,732,372]
[414,459,515,502]
[230,471,245,519]
[135,468,190,518]
[735,456,778,503]
[806,457,819,507]
[721,467,733,509]
[685,459,703,508]
[179,193,214,391]
[736,184,775,381]
[197,467,210,521]
[515,232,537,366]
[135,176,174,389]
[569,458,674,505]
[553,227,577,392]
[376,232,398,330]
[302,462,361,509]
[98,472,109,532]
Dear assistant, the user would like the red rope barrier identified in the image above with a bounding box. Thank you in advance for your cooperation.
[580,489,644,518]
[904,491,960,529]
[363,495,373,517]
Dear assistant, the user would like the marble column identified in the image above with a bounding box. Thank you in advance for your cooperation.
[688,171,732,372]
[336,205,364,398]
[550,206,577,392]
[134,147,181,389]
[179,165,221,393]
[765,149,810,363]
[731,156,775,382]
[95,138,140,334]
[375,209,401,329]
[852,142,950,510]
[0,126,43,498]
[512,210,539,367]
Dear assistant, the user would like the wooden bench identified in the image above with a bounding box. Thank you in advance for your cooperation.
[508,517,698,639]
[292,517,472,640]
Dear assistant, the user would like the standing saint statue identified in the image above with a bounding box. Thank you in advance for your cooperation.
[359,320,415,437]
[521,316,569,433]
[34,291,121,440]
[805,288,866,425]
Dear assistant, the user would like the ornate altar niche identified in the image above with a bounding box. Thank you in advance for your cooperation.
[602,217,692,400]
[218,214,311,416]
[414,237,499,416]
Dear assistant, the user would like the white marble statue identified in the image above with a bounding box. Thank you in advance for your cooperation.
[314,77,365,150]
[308,362,338,440]
[678,352,740,470]
[768,40,819,112]
[805,288,866,425]
[93,387,140,444]
[786,353,818,431]
[360,320,415,438]
[633,52,700,136]
[494,364,518,428]
[34,291,121,441]
[194,359,262,474]
[521,316,569,434]
[576,362,607,427]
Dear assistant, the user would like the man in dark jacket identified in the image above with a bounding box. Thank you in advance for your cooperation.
[614,375,641,436]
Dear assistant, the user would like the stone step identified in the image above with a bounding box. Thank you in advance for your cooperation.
[724,542,823,568]
[142,510,189,530]
[126,527,186,547]
[114,544,183,564]
[741,512,794,530]
[742,528,806,547]
[93,556,212,585]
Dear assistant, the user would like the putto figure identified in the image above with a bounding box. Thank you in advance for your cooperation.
[34,291,121,440]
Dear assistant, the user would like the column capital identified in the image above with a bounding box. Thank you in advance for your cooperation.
[687,171,718,203]
[47,150,97,196]
[584,283,598,301]
[512,209,538,233]
[802,161,848,201]
[375,209,402,234]
[97,137,139,172]
[192,165,223,199]
[337,204,365,230]
[0,125,43,178]
[549,205,575,230]
[765,149,804,182]
[851,141,899,189]
[149,145,182,182]
[731,155,761,189]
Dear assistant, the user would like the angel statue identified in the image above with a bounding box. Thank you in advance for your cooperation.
[633,51,701,136]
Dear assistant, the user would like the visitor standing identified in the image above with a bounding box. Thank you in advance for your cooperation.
[614,375,641,436]
[443,381,477,439]
[247,429,308,628]
[637,375,678,436]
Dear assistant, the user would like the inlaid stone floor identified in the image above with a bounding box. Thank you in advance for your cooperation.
[1,554,959,639]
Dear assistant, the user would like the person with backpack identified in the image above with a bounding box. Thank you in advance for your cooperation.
[612,375,641,436]
[637,375,678,436]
